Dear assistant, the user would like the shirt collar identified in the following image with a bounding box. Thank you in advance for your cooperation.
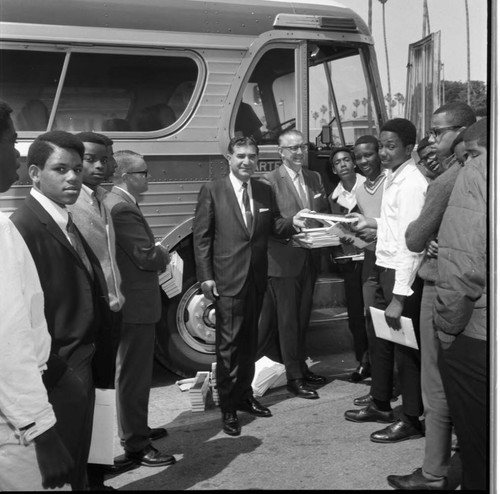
[283,164,302,181]
[229,172,252,194]
[386,158,414,185]
[30,187,69,230]
[114,185,137,204]
[331,173,365,200]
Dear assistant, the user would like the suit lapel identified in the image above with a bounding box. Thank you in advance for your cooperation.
[224,176,249,236]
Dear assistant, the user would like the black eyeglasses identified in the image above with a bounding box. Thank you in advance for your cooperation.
[126,170,148,176]
[280,144,307,152]
[427,126,461,140]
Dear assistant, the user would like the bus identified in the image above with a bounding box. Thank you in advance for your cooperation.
[0,0,387,376]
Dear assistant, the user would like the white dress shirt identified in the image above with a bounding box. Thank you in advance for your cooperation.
[283,165,309,208]
[229,172,254,229]
[0,213,56,442]
[330,173,366,213]
[375,159,428,296]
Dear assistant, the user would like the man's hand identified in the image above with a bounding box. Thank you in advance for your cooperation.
[384,295,406,330]
[346,212,368,231]
[292,208,313,230]
[34,427,74,489]
[201,280,219,302]
[427,240,439,259]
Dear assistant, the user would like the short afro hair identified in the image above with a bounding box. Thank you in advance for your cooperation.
[74,131,108,146]
[381,118,417,147]
[433,102,476,128]
[354,134,379,149]
[28,131,84,169]
[463,118,488,148]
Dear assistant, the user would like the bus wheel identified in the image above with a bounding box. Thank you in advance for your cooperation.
[155,276,216,377]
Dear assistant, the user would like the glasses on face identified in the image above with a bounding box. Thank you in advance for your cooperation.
[126,170,148,177]
[281,144,307,152]
[427,126,461,141]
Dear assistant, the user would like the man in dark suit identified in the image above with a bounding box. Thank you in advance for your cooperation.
[193,136,307,436]
[261,130,329,400]
[10,130,111,490]
[103,150,175,467]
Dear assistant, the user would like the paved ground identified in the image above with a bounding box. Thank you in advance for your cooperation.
[103,323,462,490]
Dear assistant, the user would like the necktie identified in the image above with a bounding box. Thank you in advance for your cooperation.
[66,212,94,278]
[242,182,253,232]
[295,172,309,208]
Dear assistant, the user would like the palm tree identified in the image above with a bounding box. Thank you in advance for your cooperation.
[361,97,368,116]
[353,99,360,118]
[394,92,405,116]
[312,111,319,127]
[320,104,328,120]
[379,0,393,118]
[340,104,347,120]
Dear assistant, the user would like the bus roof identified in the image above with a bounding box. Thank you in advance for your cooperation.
[0,0,370,38]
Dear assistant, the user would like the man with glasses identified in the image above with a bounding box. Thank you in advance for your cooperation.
[260,129,329,400]
[387,103,476,490]
[103,150,175,468]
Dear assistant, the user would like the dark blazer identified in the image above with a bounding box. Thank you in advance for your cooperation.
[10,194,108,363]
[103,186,169,325]
[264,165,328,278]
[193,175,295,297]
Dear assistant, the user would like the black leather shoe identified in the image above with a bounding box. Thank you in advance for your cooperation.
[125,445,176,467]
[350,363,371,383]
[101,457,140,475]
[304,371,327,385]
[237,397,272,417]
[148,427,168,441]
[353,393,372,406]
[387,468,447,490]
[370,419,424,443]
[222,411,241,436]
[344,403,395,423]
[286,379,319,399]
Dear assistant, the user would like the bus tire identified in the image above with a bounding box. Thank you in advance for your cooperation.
[155,276,217,377]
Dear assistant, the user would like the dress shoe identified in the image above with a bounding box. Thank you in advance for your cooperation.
[222,411,241,436]
[286,379,319,399]
[237,397,272,417]
[148,426,168,441]
[125,444,176,467]
[387,468,447,490]
[370,419,424,443]
[344,403,395,423]
[101,457,140,475]
[353,393,372,406]
[350,363,371,383]
[304,370,327,385]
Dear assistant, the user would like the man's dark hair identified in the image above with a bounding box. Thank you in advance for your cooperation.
[94,133,114,147]
[28,130,84,169]
[354,134,379,149]
[329,146,354,165]
[463,117,488,148]
[227,135,259,155]
[450,129,466,155]
[433,102,476,128]
[381,118,417,147]
[74,131,108,146]
[0,100,13,137]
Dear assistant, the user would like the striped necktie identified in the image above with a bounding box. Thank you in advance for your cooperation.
[294,172,309,208]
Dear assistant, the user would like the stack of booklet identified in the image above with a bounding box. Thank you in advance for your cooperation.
[292,212,372,250]
[188,371,210,412]
[251,356,287,397]
[159,250,184,298]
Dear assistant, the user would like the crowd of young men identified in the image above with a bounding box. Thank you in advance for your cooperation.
[0,98,488,491]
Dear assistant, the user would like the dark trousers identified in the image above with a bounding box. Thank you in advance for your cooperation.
[438,334,487,490]
[263,253,316,380]
[337,260,368,364]
[116,321,156,453]
[363,265,423,417]
[215,271,263,412]
[49,343,96,491]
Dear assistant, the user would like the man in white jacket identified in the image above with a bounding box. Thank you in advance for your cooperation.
[0,100,73,490]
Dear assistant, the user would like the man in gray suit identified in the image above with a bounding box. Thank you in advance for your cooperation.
[261,130,329,399]
[104,150,175,468]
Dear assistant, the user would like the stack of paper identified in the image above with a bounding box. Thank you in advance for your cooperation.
[159,251,184,298]
[251,356,286,397]
[189,371,210,412]
[292,230,341,248]
[210,362,220,406]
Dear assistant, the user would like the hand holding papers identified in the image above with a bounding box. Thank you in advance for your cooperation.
[159,250,183,298]
[369,307,419,350]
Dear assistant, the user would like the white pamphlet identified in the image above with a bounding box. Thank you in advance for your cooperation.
[369,307,419,350]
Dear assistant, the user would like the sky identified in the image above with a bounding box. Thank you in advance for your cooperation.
[346,0,489,97]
